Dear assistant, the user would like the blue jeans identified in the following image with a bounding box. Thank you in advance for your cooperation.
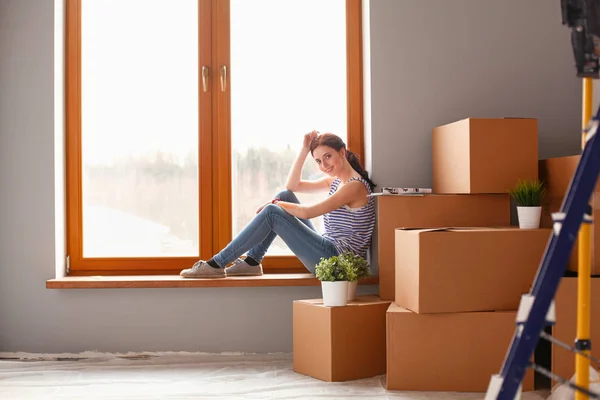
[212,190,339,274]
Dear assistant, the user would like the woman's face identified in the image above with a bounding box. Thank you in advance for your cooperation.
[312,145,345,176]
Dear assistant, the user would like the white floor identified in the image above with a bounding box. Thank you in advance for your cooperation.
[0,352,551,399]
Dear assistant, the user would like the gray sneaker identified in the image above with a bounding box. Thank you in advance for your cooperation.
[180,260,226,279]
[225,258,263,276]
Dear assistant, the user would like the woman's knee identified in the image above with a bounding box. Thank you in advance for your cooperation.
[275,189,299,203]
[261,203,287,217]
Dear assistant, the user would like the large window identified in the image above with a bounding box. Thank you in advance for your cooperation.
[66,0,365,275]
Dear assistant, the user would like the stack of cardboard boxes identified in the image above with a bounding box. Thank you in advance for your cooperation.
[385,118,547,392]
[292,117,597,392]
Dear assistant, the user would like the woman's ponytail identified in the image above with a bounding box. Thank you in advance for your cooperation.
[346,150,376,192]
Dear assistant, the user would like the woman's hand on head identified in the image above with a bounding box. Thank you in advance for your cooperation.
[303,130,319,150]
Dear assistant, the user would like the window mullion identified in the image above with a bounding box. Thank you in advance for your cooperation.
[199,0,215,261]
[212,0,232,254]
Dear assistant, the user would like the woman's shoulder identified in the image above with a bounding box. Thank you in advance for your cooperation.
[346,176,372,192]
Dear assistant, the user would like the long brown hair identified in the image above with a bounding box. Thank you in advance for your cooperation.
[309,133,376,191]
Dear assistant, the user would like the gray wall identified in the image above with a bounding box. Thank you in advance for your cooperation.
[369,0,581,189]
[0,0,583,353]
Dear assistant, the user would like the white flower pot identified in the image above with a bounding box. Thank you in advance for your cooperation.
[321,281,349,307]
[347,281,358,300]
[517,206,542,229]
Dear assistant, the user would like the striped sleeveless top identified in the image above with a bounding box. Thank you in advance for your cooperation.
[323,177,376,258]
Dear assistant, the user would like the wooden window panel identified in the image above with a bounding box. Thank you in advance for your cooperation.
[65,0,365,275]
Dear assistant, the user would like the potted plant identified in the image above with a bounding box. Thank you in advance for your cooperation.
[509,179,547,229]
[339,251,371,300]
[315,254,357,307]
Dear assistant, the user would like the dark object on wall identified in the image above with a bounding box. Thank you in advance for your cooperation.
[562,0,600,78]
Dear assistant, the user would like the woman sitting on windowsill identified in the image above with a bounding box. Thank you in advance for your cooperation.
[180,131,376,278]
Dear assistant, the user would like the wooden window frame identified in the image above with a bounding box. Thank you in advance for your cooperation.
[64,0,364,276]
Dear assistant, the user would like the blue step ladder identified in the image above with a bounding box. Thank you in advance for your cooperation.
[484,108,600,400]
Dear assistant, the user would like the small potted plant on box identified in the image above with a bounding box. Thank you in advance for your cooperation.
[315,254,357,307]
[340,251,371,300]
[509,179,547,229]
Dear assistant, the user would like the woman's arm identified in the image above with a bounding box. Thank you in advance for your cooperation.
[285,131,332,194]
[276,180,368,219]
[285,146,310,192]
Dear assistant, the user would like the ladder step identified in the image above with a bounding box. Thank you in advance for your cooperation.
[484,375,522,400]
[516,294,555,325]
[551,212,593,235]
[540,331,600,366]
[528,362,600,399]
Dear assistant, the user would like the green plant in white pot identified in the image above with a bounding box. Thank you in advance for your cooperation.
[339,251,371,300]
[509,179,547,229]
[315,254,357,307]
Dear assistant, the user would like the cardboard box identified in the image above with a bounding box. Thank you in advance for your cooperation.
[432,118,538,194]
[552,277,600,382]
[539,155,600,275]
[376,194,510,300]
[293,295,391,382]
[386,303,534,392]
[395,227,551,313]
[539,155,600,197]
